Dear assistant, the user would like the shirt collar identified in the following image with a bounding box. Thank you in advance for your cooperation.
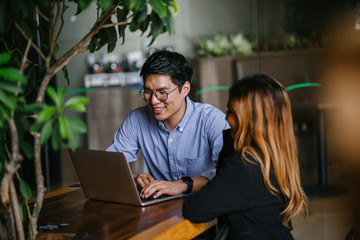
[157,96,193,133]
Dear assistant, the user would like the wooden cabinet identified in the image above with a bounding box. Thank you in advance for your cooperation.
[189,49,324,111]
[86,86,144,150]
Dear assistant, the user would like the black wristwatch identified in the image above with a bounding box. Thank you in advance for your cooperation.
[181,176,193,194]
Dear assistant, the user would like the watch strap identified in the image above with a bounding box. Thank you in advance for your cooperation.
[181,176,193,194]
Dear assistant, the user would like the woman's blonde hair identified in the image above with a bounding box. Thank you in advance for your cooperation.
[228,74,308,227]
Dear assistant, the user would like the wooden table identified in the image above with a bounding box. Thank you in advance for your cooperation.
[37,185,217,239]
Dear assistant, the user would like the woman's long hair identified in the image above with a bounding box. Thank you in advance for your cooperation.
[228,74,308,227]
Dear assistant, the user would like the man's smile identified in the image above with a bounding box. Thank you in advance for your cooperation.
[152,106,166,114]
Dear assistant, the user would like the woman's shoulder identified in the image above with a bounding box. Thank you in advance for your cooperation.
[227,150,257,164]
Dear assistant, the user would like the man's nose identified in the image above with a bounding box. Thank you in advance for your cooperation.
[150,92,160,104]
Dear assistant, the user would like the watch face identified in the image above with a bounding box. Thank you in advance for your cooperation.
[181,176,192,184]
[181,177,193,194]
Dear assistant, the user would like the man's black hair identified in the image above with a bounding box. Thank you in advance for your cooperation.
[140,50,193,87]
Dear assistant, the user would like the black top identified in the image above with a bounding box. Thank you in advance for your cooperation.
[182,130,294,240]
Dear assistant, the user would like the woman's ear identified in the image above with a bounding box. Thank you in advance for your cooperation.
[181,81,191,97]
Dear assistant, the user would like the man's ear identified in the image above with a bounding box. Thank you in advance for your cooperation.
[181,81,191,97]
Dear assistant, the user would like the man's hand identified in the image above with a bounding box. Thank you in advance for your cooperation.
[140,180,187,199]
[134,173,155,188]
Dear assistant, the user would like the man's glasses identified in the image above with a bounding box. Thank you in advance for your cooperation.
[139,86,180,102]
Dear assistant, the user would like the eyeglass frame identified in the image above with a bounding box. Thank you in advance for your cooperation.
[139,84,182,102]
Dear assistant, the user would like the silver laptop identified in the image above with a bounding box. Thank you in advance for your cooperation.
[69,149,184,206]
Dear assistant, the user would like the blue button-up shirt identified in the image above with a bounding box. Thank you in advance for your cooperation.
[107,97,229,181]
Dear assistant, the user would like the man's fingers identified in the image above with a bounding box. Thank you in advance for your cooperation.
[144,182,171,199]
[136,176,145,188]
[136,173,155,188]
[143,173,155,182]
[142,176,151,186]
[153,189,165,199]
[139,180,181,199]
[141,181,159,197]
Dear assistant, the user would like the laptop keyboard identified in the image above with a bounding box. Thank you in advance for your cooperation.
[140,194,172,202]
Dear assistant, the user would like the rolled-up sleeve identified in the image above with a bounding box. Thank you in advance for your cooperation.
[202,109,230,180]
[106,111,139,162]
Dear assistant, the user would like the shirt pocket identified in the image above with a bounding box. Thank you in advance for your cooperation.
[185,153,211,177]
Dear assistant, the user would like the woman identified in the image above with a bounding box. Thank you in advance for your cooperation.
[182,74,308,240]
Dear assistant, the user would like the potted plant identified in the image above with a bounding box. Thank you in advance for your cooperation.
[0,0,178,239]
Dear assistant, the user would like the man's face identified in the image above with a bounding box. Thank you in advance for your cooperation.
[143,74,189,128]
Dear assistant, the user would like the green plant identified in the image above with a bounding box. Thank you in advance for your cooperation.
[255,34,313,52]
[196,33,252,57]
[0,0,178,239]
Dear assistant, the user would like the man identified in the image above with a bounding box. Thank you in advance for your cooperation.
[107,50,229,199]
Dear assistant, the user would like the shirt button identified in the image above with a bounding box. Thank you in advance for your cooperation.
[171,159,174,163]
[179,128,183,131]
[169,138,173,142]
[174,177,178,180]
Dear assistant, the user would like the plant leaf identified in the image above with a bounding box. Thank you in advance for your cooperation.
[117,7,129,22]
[164,8,175,35]
[0,52,11,65]
[63,67,69,85]
[0,68,27,84]
[64,96,88,112]
[21,103,44,115]
[129,20,140,32]
[65,117,79,150]
[23,66,36,96]
[118,25,126,45]
[66,116,87,134]
[150,0,168,18]
[139,16,150,34]
[37,106,55,123]
[46,86,59,106]
[89,37,99,53]
[51,121,62,151]
[0,81,23,94]
[30,121,43,132]
[0,105,10,127]
[0,89,17,110]
[18,201,26,222]
[34,201,40,217]
[58,86,66,106]
[17,117,31,134]
[150,13,163,38]
[106,26,117,52]
[19,140,34,159]
[99,0,112,10]
[124,0,137,10]
[40,120,52,145]
[59,116,67,139]
[133,4,148,23]
[19,179,32,201]
[78,0,95,10]
[169,0,179,16]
